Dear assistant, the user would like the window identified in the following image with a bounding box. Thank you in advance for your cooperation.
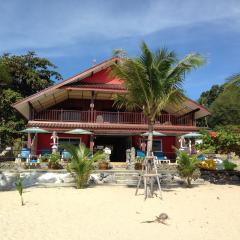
[152,140,162,152]
[58,138,81,151]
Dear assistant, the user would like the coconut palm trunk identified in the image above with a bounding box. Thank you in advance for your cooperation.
[147,120,154,156]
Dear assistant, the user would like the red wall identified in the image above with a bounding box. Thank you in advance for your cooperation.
[83,68,122,84]
[162,136,176,159]
[36,133,89,154]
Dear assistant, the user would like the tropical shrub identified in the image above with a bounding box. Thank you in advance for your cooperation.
[47,152,62,169]
[15,174,24,206]
[134,156,144,170]
[177,150,200,187]
[197,128,240,157]
[223,160,237,171]
[63,144,104,189]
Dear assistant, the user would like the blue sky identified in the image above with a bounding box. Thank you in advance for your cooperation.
[1,0,240,100]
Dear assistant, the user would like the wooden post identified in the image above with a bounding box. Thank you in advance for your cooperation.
[90,134,94,154]
[27,133,31,149]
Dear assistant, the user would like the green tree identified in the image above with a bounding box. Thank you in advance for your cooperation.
[0,61,11,87]
[63,144,104,189]
[198,84,224,108]
[209,85,240,127]
[111,42,204,155]
[226,73,240,87]
[0,52,62,149]
[1,51,62,96]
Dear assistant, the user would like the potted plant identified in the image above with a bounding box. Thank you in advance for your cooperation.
[134,156,144,170]
[47,152,63,169]
[40,154,49,163]
[98,158,109,170]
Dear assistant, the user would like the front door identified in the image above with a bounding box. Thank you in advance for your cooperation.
[94,135,130,162]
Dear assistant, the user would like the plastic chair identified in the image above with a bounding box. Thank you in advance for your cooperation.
[61,150,71,161]
[20,148,31,161]
[136,150,146,158]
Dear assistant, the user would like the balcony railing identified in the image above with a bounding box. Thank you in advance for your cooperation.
[31,109,195,126]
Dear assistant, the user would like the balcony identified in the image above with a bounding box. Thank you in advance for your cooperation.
[31,109,195,126]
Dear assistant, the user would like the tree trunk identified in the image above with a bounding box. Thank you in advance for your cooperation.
[146,121,154,156]
[187,177,192,187]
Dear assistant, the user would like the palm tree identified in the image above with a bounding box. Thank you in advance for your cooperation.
[176,150,200,187]
[111,42,205,155]
[63,144,104,189]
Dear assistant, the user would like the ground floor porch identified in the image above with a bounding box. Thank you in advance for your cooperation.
[29,132,178,161]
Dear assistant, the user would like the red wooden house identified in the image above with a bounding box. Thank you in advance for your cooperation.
[13,58,210,161]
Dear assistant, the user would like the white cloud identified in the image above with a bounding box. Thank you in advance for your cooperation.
[0,0,240,52]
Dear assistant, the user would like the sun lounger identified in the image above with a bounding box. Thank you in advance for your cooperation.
[154,151,170,165]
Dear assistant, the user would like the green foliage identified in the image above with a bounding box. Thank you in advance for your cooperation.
[177,150,200,187]
[226,73,240,88]
[0,61,11,86]
[197,128,240,156]
[63,144,104,189]
[0,52,62,149]
[111,42,204,154]
[135,156,144,163]
[15,174,24,206]
[209,85,240,127]
[198,84,224,108]
[197,71,240,128]
[223,160,237,171]
[1,52,62,96]
[47,152,62,169]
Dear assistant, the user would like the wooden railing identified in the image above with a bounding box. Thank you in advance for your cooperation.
[31,109,195,126]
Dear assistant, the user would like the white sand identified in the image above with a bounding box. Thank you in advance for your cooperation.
[1,183,240,240]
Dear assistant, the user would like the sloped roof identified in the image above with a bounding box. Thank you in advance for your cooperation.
[13,57,210,120]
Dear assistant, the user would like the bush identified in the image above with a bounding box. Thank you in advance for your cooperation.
[223,160,237,171]
[198,128,240,157]
[47,152,62,169]
[177,150,200,187]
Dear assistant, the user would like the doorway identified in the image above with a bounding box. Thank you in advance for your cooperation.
[94,135,131,162]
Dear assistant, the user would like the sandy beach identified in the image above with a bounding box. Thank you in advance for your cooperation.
[1,183,240,240]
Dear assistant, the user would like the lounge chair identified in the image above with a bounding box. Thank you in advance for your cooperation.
[154,151,170,165]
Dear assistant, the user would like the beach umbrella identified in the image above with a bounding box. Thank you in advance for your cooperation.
[65,129,93,135]
[141,131,166,137]
[181,132,202,139]
[21,127,49,133]
[20,127,49,154]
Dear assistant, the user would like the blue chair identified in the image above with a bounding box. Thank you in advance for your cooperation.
[41,149,51,156]
[62,150,71,161]
[136,150,145,158]
[197,154,206,161]
[154,151,165,160]
[154,151,170,165]
[20,148,31,161]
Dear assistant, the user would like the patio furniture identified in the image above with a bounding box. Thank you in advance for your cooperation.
[136,150,145,158]
[61,150,71,161]
[20,148,31,162]
[154,151,170,165]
